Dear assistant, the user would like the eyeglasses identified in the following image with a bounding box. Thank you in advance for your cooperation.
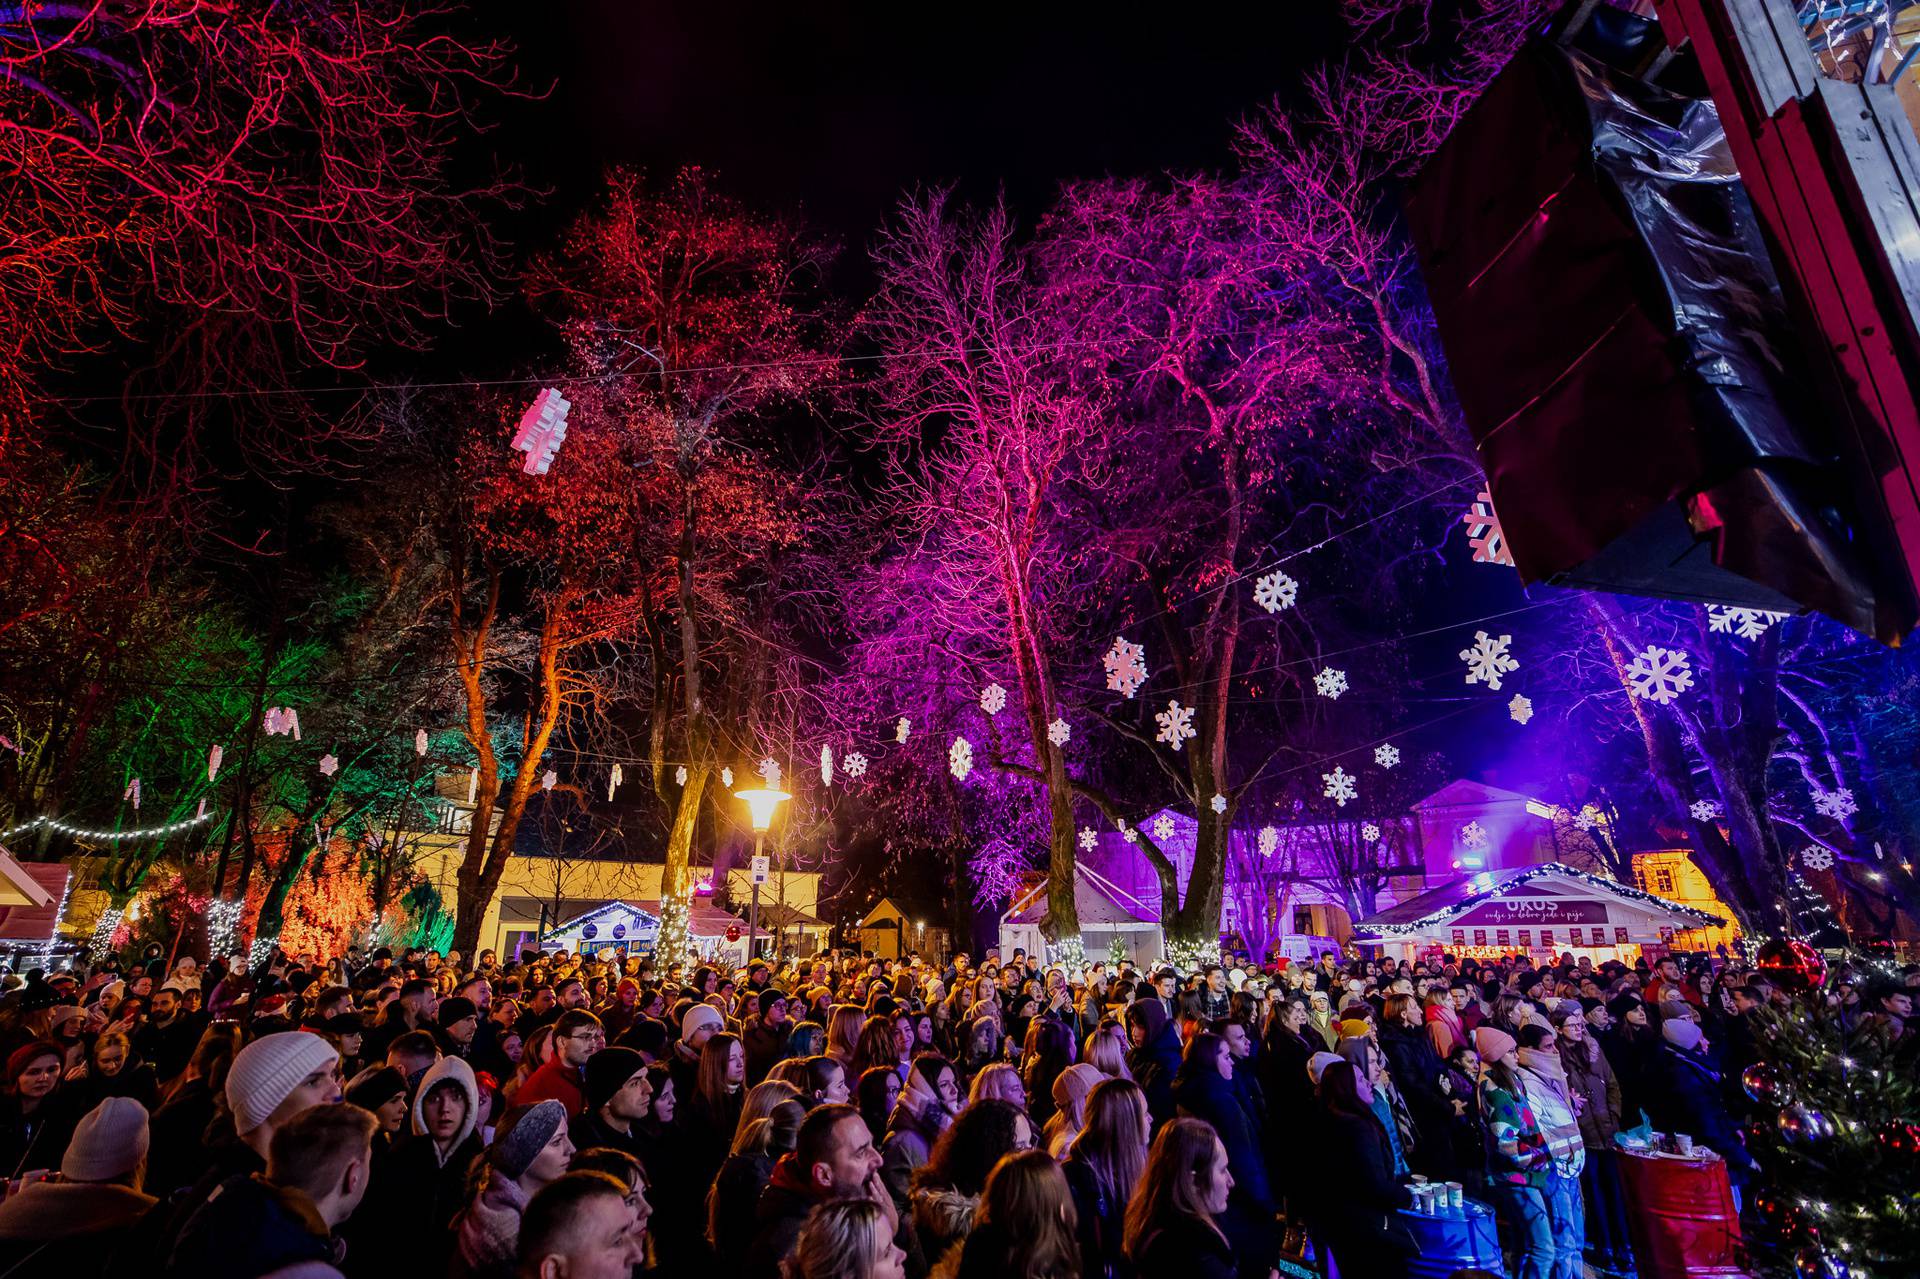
[567,1031,606,1043]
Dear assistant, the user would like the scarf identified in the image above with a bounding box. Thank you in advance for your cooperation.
[1516,1048,1585,1176]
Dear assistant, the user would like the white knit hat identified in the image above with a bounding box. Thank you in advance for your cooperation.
[681,1003,723,1041]
[62,1095,149,1182]
[227,1031,339,1134]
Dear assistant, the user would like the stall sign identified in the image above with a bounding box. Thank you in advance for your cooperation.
[1496,929,1511,946]
[1454,898,1610,927]
[1518,929,1531,947]
[1474,930,1487,946]
[1540,930,1553,948]
[1569,928,1583,946]
[1452,929,1467,947]
[1614,927,1630,943]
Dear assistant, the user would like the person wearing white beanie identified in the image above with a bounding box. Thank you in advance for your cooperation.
[226,1031,343,1157]
[0,1095,157,1272]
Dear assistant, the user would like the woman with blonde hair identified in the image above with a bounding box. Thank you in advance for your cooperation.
[1082,1024,1132,1081]
[968,1062,1024,1108]
[851,1017,900,1079]
[783,1198,906,1279]
[711,1094,805,1267]
[827,1005,868,1066]
[731,1078,803,1148]
[1123,1117,1235,1279]
[953,1148,1080,1279]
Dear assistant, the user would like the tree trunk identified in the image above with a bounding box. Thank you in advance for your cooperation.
[658,765,708,966]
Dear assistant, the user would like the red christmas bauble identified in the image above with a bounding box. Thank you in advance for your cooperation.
[1756,938,1826,990]
[726,923,742,942]
[1877,1121,1920,1157]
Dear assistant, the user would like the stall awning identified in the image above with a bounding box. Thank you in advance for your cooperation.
[1352,863,1722,945]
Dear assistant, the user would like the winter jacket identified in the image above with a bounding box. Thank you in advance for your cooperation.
[880,1069,948,1212]
[1425,1002,1465,1061]
[1516,1048,1586,1178]
[1650,1044,1757,1183]
[513,1053,586,1116]
[0,1093,73,1179]
[567,1107,641,1159]
[1601,1024,1661,1126]
[450,1167,529,1279]
[741,1017,791,1085]
[1062,1155,1127,1279]
[707,1150,775,1269]
[1480,1075,1550,1189]
[1378,1020,1456,1174]
[0,1180,157,1279]
[145,1077,220,1198]
[165,1174,339,1279]
[1311,1108,1416,1278]
[1129,1212,1236,1279]
[1560,1033,1624,1149]
[634,1115,706,1273]
[1124,1003,1183,1131]
[744,1153,831,1279]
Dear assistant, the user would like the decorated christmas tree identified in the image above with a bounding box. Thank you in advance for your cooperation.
[1739,945,1919,1278]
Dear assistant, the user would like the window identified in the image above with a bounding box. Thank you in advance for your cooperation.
[1653,869,1675,896]
[1292,907,1316,935]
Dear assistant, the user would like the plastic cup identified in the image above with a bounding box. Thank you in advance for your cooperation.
[1676,1133,1694,1155]
[1445,1182,1464,1210]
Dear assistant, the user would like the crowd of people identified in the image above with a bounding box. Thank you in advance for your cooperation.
[0,935,1910,1279]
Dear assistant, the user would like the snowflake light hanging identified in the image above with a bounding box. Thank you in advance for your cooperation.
[1120,821,1138,844]
[1461,489,1516,566]
[758,757,782,787]
[1323,766,1357,807]
[980,683,1007,716]
[412,726,426,755]
[608,763,623,801]
[1253,570,1299,614]
[1078,827,1098,851]
[1811,787,1858,821]
[1689,800,1718,822]
[1508,694,1534,725]
[1459,631,1519,691]
[1460,820,1489,849]
[1361,823,1382,843]
[721,767,734,788]
[1257,825,1279,857]
[1047,718,1070,746]
[541,770,557,791]
[675,765,689,786]
[1625,645,1694,705]
[1210,793,1227,814]
[1154,699,1197,752]
[1151,814,1176,842]
[1706,604,1787,641]
[1798,846,1836,872]
[123,777,141,811]
[949,737,973,781]
[1314,667,1348,700]
[821,745,835,786]
[207,744,224,784]
[1374,744,1400,769]
[318,754,339,777]
[466,767,479,804]
[1573,806,1601,832]
[895,718,912,744]
[1103,636,1148,699]
[844,752,868,779]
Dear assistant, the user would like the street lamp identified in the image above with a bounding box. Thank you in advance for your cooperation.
[735,786,790,961]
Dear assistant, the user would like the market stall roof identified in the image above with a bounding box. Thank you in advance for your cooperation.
[1352,862,1723,943]
[756,902,827,929]
[1003,863,1157,927]
[0,853,55,910]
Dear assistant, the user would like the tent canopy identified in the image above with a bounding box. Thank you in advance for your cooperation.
[1352,862,1723,946]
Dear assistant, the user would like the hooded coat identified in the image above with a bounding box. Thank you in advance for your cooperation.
[0,1179,157,1278]
[880,1066,949,1211]
[352,1055,481,1279]
[1172,1060,1275,1270]
[1124,1002,1182,1131]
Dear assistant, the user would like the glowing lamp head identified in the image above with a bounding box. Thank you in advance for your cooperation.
[735,787,791,832]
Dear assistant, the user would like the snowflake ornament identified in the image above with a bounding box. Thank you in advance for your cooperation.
[1706,604,1787,642]
[844,752,868,779]
[895,718,912,744]
[821,745,835,787]
[980,683,1007,716]
[1460,820,1489,849]
[1103,636,1148,699]
[1210,793,1227,814]
[413,727,427,756]
[1151,814,1176,842]
[1626,645,1694,706]
[1374,744,1400,769]
[1459,631,1519,691]
[1689,800,1718,822]
[123,777,141,810]
[1155,699,1197,752]
[1573,806,1601,832]
[1258,826,1279,857]
[1253,570,1299,614]
[949,737,973,781]
[541,770,557,791]
[1314,667,1348,700]
[1323,766,1358,807]
[1047,718,1070,747]
[207,744,224,784]
[318,754,338,778]
[1799,846,1836,872]
[1462,489,1516,566]
[721,767,734,788]
[675,765,688,786]
[608,762,623,802]
[1362,822,1382,844]
[1812,787,1858,821]
[1120,821,1139,845]
[1078,827,1098,851]
[1509,694,1534,725]
[758,757,782,787]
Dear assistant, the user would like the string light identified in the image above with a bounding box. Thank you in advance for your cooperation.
[0,812,216,844]
[1354,861,1722,940]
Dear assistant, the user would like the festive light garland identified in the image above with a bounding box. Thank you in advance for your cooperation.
[205,899,244,959]
[87,908,124,963]
[0,811,215,844]
[1352,861,1723,940]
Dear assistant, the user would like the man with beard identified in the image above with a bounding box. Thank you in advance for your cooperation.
[135,982,209,1085]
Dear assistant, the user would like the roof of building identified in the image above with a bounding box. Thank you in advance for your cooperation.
[1352,862,1724,940]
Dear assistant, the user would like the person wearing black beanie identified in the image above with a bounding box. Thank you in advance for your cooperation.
[568,1047,648,1158]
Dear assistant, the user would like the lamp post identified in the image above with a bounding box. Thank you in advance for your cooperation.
[735,786,790,962]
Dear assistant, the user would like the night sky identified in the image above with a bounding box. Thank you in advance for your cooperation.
[503,3,1347,259]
